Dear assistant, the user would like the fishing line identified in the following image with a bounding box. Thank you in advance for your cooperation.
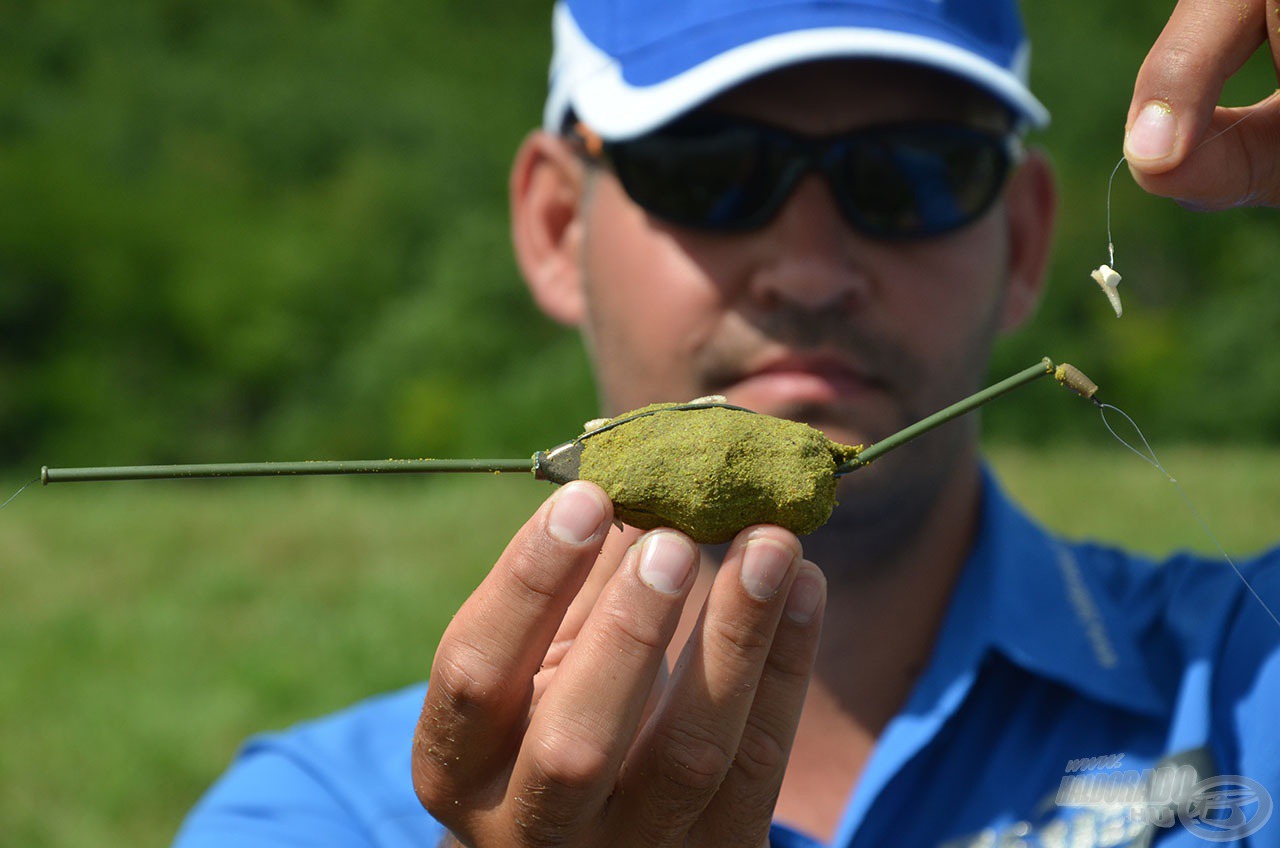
[1098,402,1280,630]
[1104,156,1125,269]
[0,478,38,514]
[1093,92,1280,627]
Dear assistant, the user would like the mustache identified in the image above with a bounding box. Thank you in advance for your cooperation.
[698,306,927,400]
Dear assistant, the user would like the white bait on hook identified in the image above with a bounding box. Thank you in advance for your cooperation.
[1091,264,1123,317]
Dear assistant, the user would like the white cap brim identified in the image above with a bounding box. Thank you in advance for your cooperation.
[544,3,1049,139]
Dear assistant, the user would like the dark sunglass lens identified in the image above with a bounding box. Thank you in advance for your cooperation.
[608,123,778,228]
[833,127,1007,237]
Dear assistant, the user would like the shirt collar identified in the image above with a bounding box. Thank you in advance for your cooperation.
[963,467,1168,718]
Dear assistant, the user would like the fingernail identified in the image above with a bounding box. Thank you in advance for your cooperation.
[547,483,608,544]
[1125,100,1177,162]
[741,539,794,600]
[639,532,695,595]
[785,566,824,624]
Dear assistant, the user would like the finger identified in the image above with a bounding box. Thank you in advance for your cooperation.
[1272,0,1280,76]
[610,525,803,847]
[688,560,826,848]
[1125,0,1266,167]
[532,525,643,703]
[1124,0,1276,199]
[413,482,612,815]
[504,530,700,844]
[555,522,645,645]
[1128,94,1280,209]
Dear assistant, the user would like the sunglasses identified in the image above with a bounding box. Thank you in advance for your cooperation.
[573,113,1020,240]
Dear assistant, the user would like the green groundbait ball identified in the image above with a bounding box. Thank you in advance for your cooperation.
[577,403,862,545]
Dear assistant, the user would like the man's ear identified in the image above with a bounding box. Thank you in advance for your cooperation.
[999,147,1057,333]
[510,130,589,326]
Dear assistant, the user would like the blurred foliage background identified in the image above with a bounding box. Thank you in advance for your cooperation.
[2,0,1278,472]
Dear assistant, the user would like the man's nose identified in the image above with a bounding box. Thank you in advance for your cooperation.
[746,173,874,312]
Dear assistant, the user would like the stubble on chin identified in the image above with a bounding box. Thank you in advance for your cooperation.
[814,328,1005,570]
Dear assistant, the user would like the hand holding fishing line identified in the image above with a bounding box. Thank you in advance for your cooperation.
[1092,0,1278,317]
[1123,0,1280,209]
[1073,0,1280,629]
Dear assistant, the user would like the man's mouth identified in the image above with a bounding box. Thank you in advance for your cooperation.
[722,351,887,412]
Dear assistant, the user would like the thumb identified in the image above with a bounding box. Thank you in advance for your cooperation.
[1125,94,1280,210]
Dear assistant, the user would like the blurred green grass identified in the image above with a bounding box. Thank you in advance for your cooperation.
[3,444,1279,846]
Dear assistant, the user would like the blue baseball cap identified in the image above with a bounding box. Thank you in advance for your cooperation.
[544,0,1049,140]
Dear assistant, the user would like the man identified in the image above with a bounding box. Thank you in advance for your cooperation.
[175,0,1280,845]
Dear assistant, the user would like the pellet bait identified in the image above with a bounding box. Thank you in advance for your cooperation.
[1091,264,1123,317]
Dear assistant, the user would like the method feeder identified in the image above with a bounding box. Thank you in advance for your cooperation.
[40,358,1100,544]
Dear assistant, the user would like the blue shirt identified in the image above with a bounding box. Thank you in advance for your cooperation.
[174,474,1280,847]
